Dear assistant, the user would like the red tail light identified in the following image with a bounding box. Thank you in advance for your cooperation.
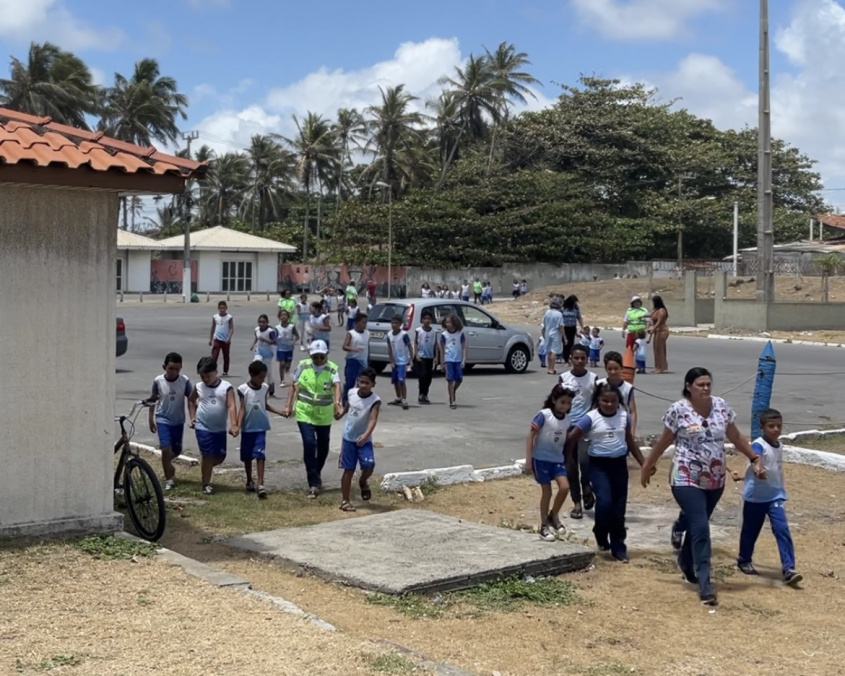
[403,304,415,332]
[116,320,126,332]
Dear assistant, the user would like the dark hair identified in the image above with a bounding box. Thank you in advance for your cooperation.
[217,300,227,308]
[355,312,368,322]
[163,352,183,366]
[248,360,268,376]
[543,384,575,409]
[682,367,713,398]
[760,408,782,424]
[358,367,377,383]
[421,311,434,320]
[283,289,291,297]
[591,381,622,410]
[442,313,464,331]
[562,295,579,311]
[603,350,623,368]
[637,329,647,339]
[390,314,402,323]
[652,295,667,313]
[571,343,588,356]
[197,356,217,374]
[258,313,269,322]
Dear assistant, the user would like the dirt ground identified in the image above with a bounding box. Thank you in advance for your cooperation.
[789,433,845,454]
[156,459,845,676]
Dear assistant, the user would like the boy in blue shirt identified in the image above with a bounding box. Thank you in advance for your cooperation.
[339,368,381,511]
[386,315,413,410]
[736,408,803,587]
[148,352,192,491]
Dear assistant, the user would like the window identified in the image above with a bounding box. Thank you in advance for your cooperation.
[368,303,409,323]
[460,305,495,329]
[431,304,458,323]
[222,260,253,292]
[116,258,123,292]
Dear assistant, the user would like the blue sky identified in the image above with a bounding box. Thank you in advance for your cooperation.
[2,0,845,201]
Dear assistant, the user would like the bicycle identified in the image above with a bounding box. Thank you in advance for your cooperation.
[114,400,166,541]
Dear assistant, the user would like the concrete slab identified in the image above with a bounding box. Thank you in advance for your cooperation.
[223,509,595,595]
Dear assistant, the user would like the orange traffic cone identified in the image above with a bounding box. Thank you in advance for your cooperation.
[622,344,636,385]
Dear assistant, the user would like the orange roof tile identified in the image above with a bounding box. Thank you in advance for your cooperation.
[0,107,206,179]
[816,214,845,230]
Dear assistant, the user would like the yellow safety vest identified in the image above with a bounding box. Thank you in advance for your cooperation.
[625,307,648,331]
[295,359,338,426]
[279,298,296,316]
[473,281,482,294]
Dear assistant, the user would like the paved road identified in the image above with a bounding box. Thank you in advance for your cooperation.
[115,300,841,487]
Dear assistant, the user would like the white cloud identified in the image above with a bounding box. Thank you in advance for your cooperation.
[0,0,123,50]
[570,0,726,41]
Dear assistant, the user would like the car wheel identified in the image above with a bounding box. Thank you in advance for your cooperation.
[369,361,387,375]
[505,345,530,374]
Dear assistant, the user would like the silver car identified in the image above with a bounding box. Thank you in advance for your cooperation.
[366,298,534,374]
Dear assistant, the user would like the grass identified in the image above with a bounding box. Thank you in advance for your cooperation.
[366,593,448,619]
[74,535,157,560]
[787,432,845,455]
[36,654,82,671]
[368,653,419,674]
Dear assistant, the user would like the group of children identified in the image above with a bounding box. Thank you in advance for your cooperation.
[420,280,493,305]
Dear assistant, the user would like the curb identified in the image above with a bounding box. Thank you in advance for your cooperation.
[707,334,845,348]
[130,441,200,466]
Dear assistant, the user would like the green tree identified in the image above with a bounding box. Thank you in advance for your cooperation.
[333,107,367,208]
[202,152,249,225]
[241,134,296,231]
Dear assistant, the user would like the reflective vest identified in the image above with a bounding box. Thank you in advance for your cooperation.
[473,281,482,294]
[279,297,296,316]
[346,285,357,300]
[625,307,648,331]
[295,359,338,426]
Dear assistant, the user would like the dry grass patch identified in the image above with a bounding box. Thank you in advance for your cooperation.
[787,433,845,455]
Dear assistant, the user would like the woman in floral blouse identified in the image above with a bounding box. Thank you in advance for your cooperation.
[640,367,765,607]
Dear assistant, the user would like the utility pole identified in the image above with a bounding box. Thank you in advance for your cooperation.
[757,0,774,303]
[315,192,323,264]
[181,130,199,303]
[676,173,695,271]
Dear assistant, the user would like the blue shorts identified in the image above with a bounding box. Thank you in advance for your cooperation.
[391,363,407,384]
[346,318,355,330]
[461,295,469,302]
[340,438,375,471]
[589,348,601,363]
[276,349,293,362]
[445,362,463,382]
[532,458,568,485]
[156,422,184,456]
[240,431,267,463]
[636,359,646,369]
[195,429,227,458]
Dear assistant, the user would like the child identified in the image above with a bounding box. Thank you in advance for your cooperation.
[525,384,574,541]
[310,300,332,351]
[482,281,493,305]
[189,357,239,495]
[598,351,637,435]
[520,279,528,295]
[579,325,591,349]
[342,312,370,405]
[537,333,547,369]
[339,368,381,512]
[250,313,277,397]
[346,298,359,330]
[634,329,648,374]
[209,301,234,376]
[336,291,347,327]
[589,327,605,368]
[237,360,286,499]
[736,408,803,587]
[148,352,192,491]
[439,313,466,410]
[460,280,470,302]
[386,315,413,410]
[275,310,299,388]
[566,382,647,562]
[512,279,521,299]
[414,312,437,404]
[296,293,310,351]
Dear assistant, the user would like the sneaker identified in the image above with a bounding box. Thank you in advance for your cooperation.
[783,570,804,587]
[222,372,229,377]
[700,594,718,607]
[307,487,318,499]
[737,561,759,576]
[418,396,424,404]
[202,484,214,495]
[401,400,409,410]
[539,525,557,542]
[612,553,630,564]
[671,526,683,551]
[388,399,402,406]
[245,481,256,493]
[164,479,176,491]
[257,485,268,500]
[548,511,564,532]
[422,396,430,404]
[450,402,457,410]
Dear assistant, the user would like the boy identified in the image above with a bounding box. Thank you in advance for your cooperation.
[346,298,359,330]
[338,368,381,511]
[237,360,286,499]
[275,310,299,387]
[209,301,234,376]
[414,312,437,404]
[342,312,370,406]
[737,408,803,587]
[189,357,239,495]
[579,325,592,348]
[148,352,192,491]
[250,313,277,397]
[386,315,413,409]
[589,327,604,368]
[634,329,648,374]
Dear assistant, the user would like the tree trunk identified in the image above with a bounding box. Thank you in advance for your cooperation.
[435,118,469,189]
[121,196,128,230]
[303,195,311,264]
[823,272,829,303]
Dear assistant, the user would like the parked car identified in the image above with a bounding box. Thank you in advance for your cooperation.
[116,317,128,357]
[366,298,533,374]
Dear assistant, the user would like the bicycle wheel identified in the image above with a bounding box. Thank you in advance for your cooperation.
[124,456,166,541]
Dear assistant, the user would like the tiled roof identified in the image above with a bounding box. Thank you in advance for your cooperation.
[816,214,845,230]
[0,107,206,179]
[117,229,160,250]
[156,226,296,253]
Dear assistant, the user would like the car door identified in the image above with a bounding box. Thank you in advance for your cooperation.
[458,305,504,363]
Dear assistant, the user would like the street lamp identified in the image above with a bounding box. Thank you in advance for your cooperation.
[375,181,393,299]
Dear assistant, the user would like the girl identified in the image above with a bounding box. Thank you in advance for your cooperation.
[438,313,466,410]
[598,351,638,437]
[346,298,359,330]
[336,289,347,327]
[309,300,332,352]
[250,314,277,397]
[296,293,310,351]
[274,310,299,388]
[561,295,584,365]
[566,382,647,562]
[634,329,648,374]
[525,385,574,542]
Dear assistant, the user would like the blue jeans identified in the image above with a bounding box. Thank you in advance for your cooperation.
[297,421,332,488]
[671,486,724,597]
[738,500,796,572]
[589,455,629,558]
[343,359,365,405]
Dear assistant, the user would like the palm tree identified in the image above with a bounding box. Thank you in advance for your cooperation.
[203,152,249,225]
[241,134,296,230]
[0,41,98,128]
[332,107,366,208]
[428,91,463,176]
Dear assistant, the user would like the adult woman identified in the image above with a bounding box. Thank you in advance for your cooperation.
[541,300,564,375]
[561,295,584,365]
[640,368,765,606]
[622,296,648,350]
[648,295,669,373]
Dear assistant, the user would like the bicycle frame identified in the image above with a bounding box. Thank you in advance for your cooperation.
[114,400,151,489]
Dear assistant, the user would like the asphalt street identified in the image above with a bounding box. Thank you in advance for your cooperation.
[115,299,843,486]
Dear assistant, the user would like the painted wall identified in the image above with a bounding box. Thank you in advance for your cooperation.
[149,258,198,293]
[256,252,278,292]
[279,263,408,297]
[0,185,122,536]
[127,250,151,292]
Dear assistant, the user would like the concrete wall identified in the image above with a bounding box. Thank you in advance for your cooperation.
[198,250,221,292]
[127,250,151,292]
[0,185,122,536]
[695,299,715,325]
[256,252,277,292]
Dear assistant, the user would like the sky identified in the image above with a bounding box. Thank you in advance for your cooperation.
[2,0,845,209]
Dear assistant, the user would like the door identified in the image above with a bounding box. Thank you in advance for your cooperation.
[459,305,503,363]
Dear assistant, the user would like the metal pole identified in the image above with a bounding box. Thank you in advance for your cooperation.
[757,0,774,304]
[387,190,393,300]
[676,173,694,271]
[181,130,199,302]
[733,201,739,277]
[316,193,322,264]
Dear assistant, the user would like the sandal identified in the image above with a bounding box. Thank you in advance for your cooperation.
[583,491,596,511]
[360,484,372,501]
[570,505,583,520]
[340,501,356,512]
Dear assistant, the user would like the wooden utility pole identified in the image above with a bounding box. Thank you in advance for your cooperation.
[757,0,774,303]
[181,130,199,302]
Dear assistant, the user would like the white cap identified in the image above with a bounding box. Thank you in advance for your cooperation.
[631,295,642,303]
[309,339,328,355]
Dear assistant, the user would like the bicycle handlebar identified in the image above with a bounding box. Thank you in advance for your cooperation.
[114,399,153,424]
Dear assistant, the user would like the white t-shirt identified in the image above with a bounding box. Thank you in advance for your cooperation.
[310,314,330,340]
[530,409,570,463]
[460,284,470,297]
[212,313,233,341]
[576,408,630,458]
[346,329,370,364]
[421,287,432,298]
[152,374,192,425]
[254,326,277,358]
[194,379,232,432]
[275,323,297,351]
[343,388,381,442]
[386,330,411,365]
[347,305,358,320]
[635,338,648,361]
[237,382,270,433]
[560,370,598,421]
[415,326,437,359]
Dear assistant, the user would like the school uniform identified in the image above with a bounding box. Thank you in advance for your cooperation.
[386,330,412,384]
[415,326,437,398]
[194,379,233,457]
[275,323,297,364]
[237,382,270,463]
[152,374,192,455]
[340,388,381,470]
[440,329,466,382]
[589,335,605,364]
[530,409,570,484]
[253,326,278,385]
[343,328,370,405]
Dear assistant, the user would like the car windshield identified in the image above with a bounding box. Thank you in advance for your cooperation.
[368,304,409,323]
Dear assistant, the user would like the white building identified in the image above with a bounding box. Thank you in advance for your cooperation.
[117,229,157,292]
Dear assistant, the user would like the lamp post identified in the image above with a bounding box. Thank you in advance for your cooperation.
[375,181,393,299]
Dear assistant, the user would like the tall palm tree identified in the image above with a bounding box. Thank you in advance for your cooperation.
[0,41,98,128]
[202,152,249,225]
[428,91,463,176]
[332,107,366,209]
[241,134,296,230]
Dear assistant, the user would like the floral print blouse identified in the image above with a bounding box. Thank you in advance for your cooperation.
[663,396,736,490]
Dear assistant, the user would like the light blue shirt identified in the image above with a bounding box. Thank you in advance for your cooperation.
[386,330,411,365]
[275,323,296,351]
[194,379,232,433]
[343,388,381,442]
[254,327,277,359]
[415,326,437,359]
[744,438,787,503]
[530,409,569,463]
[440,329,465,363]
[152,374,191,425]
[238,382,270,433]
[542,310,563,342]
[577,409,630,458]
[560,370,598,422]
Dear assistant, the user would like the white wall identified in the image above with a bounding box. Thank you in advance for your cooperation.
[198,250,221,292]
[0,185,122,536]
[256,252,278,292]
[127,250,151,292]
